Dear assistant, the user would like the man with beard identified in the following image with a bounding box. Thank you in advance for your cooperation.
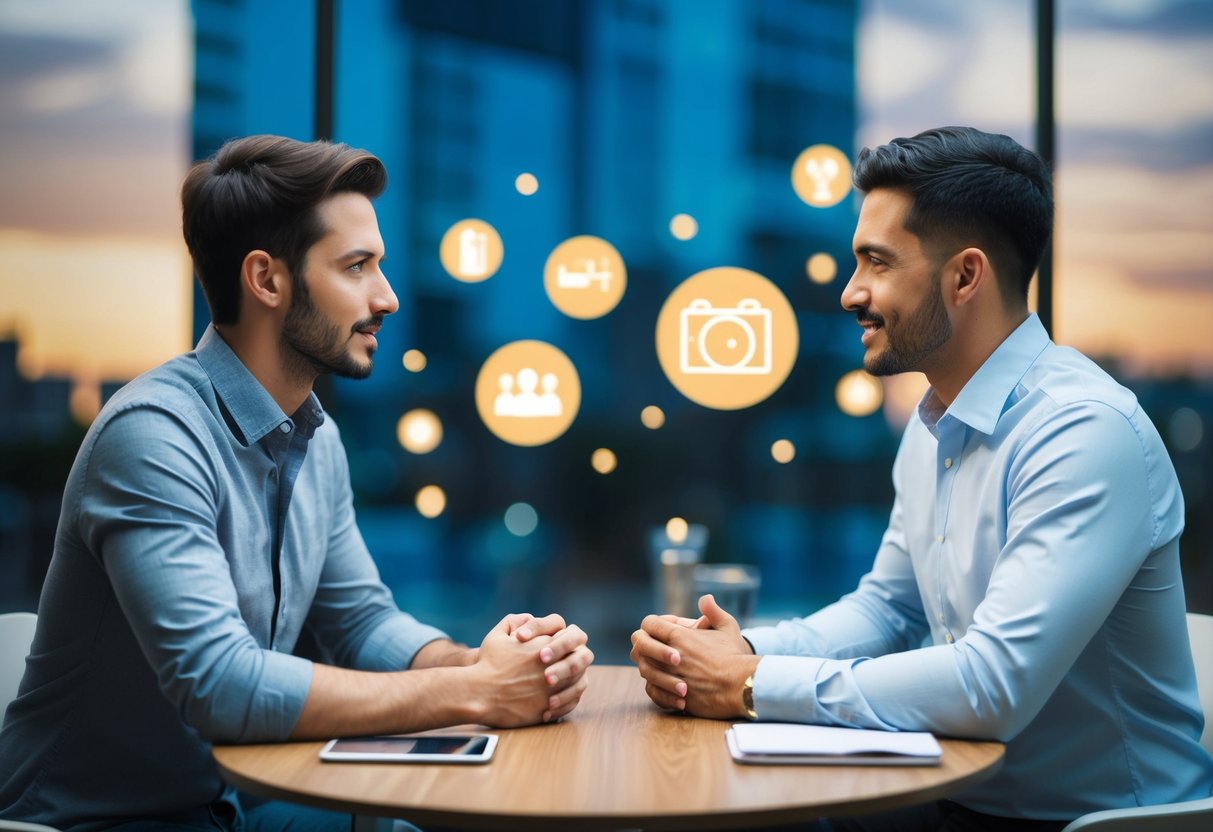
[631,127,1212,830]
[0,135,593,831]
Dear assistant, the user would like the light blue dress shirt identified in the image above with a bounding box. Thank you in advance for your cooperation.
[743,315,1213,820]
[0,327,447,829]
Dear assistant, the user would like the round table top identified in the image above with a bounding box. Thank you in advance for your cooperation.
[214,664,1004,830]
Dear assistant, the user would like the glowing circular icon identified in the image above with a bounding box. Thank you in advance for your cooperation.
[791,144,853,208]
[440,219,503,283]
[655,267,799,411]
[543,235,626,320]
[475,340,581,446]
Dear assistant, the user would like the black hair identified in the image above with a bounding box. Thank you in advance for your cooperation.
[852,126,1053,303]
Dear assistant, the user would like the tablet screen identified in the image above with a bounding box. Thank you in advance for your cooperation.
[320,733,497,763]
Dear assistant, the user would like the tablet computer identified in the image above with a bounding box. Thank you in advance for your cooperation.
[319,733,498,764]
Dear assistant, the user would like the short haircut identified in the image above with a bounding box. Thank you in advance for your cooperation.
[852,126,1053,304]
[181,135,386,325]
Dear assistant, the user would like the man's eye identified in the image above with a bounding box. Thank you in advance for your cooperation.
[349,261,364,273]
[869,256,886,267]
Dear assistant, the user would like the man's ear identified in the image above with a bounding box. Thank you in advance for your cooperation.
[240,250,289,312]
[949,247,991,309]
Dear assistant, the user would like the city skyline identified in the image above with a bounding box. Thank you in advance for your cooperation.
[1,1,1212,397]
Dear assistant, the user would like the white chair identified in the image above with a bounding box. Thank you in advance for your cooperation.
[0,612,37,713]
[1060,612,1213,831]
[0,611,61,832]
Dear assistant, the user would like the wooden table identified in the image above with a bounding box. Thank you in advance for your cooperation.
[213,665,1004,830]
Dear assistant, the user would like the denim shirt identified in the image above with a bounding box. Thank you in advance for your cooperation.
[744,315,1213,819]
[0,327,447,828]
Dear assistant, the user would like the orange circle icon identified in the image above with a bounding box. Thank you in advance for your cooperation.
[475,340,581,446]
[791,144,853,208]
[543,235,626,319]
[655,267,798,410]
[440,219,503,282]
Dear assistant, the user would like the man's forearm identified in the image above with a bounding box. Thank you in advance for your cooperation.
[289,661,487,740]
[409,637,477,668]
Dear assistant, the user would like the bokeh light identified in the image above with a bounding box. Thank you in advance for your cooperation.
[515,172,539,196]
[771,438,796,463]
[591,447,617,474]
[396,409,443,454]
[402,349,427,372]
[1170,407,1204,452]
[504,502,539,536]
[666,516,689,545]
[806,252,838,284]
[836,369,884,417]
[415,485,446,519]
[69,380,100,426]
[669,213,698,240]
[641,405,665,429]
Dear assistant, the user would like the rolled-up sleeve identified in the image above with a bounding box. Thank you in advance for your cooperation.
[80,406,313,743]
[298,424,449,671]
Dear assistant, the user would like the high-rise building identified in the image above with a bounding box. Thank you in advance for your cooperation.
[188,0,889,652]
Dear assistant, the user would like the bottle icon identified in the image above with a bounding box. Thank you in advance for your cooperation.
[458,227,488,277]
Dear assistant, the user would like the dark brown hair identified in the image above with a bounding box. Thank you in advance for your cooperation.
[181,135,386,325]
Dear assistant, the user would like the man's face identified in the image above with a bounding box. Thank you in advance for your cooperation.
[840,189,952,377]
[281,192,397,380]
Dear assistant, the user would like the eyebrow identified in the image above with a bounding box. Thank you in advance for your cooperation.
[338,248,382,262]
[855,243,897,261]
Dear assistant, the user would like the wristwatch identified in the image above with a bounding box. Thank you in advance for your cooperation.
[742,674,757,720]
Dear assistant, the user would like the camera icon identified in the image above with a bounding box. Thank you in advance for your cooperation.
[679,298,773,375]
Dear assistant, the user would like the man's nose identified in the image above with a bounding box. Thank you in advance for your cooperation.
[840,269,868,312]
[374,271,399,316]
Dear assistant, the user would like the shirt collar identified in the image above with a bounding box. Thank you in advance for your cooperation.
[918,314,1051,436]
[194,325,325,445]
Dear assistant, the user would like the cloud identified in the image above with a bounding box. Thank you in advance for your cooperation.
[1063,0,1213,37]
[1059,33,1213,132]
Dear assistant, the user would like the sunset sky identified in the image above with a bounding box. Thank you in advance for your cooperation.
[1,0,1210,394]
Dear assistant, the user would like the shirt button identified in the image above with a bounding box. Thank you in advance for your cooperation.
[944,458,953,469]
[945,633,954,644]
[279,422,291,434]
[937,535,945,543]
[938,612,946,623]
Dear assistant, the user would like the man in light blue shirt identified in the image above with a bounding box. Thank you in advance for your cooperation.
[631,126,1212,829]
[0,136,593,831]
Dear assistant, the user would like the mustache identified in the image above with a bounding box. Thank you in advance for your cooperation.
[351,315,385,335]
[856,311,884,328]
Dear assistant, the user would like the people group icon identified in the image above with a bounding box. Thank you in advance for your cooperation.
[494,367,563,418]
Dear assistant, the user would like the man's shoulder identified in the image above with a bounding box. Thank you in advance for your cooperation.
[88,352,216,443]
[1028,343,1139,418]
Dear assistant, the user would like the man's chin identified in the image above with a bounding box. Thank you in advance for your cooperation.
[336,359,374,381]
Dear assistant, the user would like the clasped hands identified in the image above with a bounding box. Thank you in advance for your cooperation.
[629,593,760,719]
[472,611,594,726]
[467,594,756,727]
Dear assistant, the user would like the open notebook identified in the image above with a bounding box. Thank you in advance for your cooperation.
[726,723,942,766]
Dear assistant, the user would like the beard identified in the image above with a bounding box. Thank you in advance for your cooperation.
[281,278,378,381]
[861,275,952,377]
